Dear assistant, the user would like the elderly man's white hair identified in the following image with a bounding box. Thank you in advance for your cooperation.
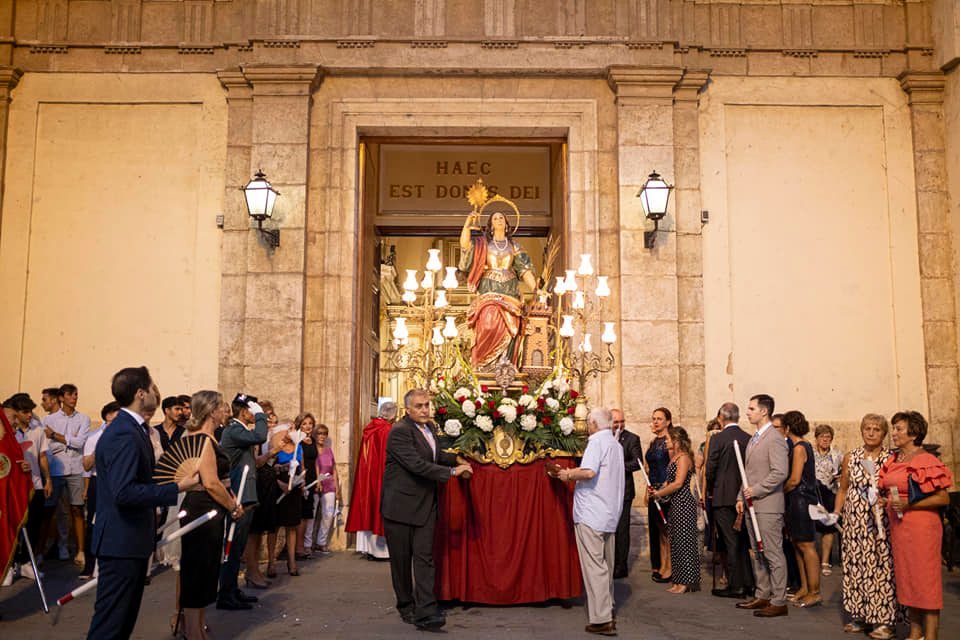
[588,407,613,430]
[379,401,398,420]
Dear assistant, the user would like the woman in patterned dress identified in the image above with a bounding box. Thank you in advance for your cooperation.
[833,413,898,639]
[879,411,953,640]
[650,425,701,593]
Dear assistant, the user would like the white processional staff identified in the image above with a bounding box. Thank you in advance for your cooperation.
[158,509,219,548]
[860,458,889,535]
[222,465,250,562]
[20,528,49,613]
[277,472,330,504]
[636,460,667,525]
[732,441,764,554]
[159,510,188,536]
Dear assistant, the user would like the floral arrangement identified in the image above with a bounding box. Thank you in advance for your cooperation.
[432,375,586,457]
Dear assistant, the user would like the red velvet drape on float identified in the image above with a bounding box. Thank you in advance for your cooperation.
[434,457,583,604]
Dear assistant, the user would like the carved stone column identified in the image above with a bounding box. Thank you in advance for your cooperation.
[607,66,683,424]
[0,67,22,229]
[218,64,322,418]
[899,70,960,477]
[673,70,710,429]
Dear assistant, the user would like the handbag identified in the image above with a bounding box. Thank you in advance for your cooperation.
[907,475,935,504]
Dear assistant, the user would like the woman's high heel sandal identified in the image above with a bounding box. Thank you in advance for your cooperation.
[287,561,299,577]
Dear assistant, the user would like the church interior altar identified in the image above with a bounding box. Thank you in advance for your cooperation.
[434,458,583,605]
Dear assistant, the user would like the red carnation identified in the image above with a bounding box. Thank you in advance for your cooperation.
[569,390,579,399]
[487,400,496,410]
[481,385,489,393]
[475,400,482,409]
[536,397,546,406]
[542,416,553,426]
[567,406,575,415]
[522,385,529,393]
[493,410,502,419]
[437,406,447,414]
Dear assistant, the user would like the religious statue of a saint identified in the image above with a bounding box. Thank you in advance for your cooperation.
[459,183,542,371]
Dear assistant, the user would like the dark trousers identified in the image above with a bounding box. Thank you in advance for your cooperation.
[87,556,149,640]
[81,477,97,575]
[613,500,632,576]
[16,491,47,563]
[219,505,254,600]
[714,505,754,591]
[383,513,440,621]
[647,498,670,571]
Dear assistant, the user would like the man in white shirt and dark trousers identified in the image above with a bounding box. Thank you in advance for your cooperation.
[42,383,91,566]
[554,408,624,636]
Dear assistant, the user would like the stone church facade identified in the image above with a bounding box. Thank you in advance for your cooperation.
[1,1,958,482]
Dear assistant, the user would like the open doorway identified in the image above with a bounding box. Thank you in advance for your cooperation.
[353,137,567,460]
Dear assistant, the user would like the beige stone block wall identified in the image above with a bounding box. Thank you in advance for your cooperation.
[0,73,226,416]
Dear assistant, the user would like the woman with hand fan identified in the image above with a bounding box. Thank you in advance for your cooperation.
[169,391,244,640]
[273,424,304,575]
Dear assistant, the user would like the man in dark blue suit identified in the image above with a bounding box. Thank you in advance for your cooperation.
[87,366,198,640]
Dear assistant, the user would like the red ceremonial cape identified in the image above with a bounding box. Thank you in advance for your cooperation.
[1,410,33,580]
[345,417,392,536]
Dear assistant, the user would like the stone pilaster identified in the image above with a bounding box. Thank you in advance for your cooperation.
[607,66,683,425]
[673,70,710,433]
[0,67,22,231]
[218,64,322,419]
[899,70,959,478]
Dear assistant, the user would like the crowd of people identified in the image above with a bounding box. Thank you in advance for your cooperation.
[1,368,341,639]
[610,397,953,640]
[2,377,957,639]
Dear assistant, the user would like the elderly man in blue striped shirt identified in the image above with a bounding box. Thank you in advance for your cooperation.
[554,407,624,636]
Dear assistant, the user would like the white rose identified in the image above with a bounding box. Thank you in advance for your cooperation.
[443,419,462,437]
[498,405,517,424]
[559,417,575,435]
[546,397,560,411]
[520,414,538,432]
[517,394,534,408]
[462,400,476,417]
[555,379,570,395]
[476,415,494,433]
[454,387,472,401]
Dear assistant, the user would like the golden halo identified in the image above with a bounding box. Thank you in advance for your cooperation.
[479,195,521,232]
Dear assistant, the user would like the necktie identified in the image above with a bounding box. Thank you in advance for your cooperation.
[418,424,436,460]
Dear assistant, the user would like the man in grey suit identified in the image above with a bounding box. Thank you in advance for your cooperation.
[734,394,789,618]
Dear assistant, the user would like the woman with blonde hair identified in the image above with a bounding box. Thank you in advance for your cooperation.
[179,390,244,640]
[833,413,898,639]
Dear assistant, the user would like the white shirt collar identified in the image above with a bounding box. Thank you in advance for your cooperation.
[121,407,145,426]
[722,422,739,430]
[754,421,773,438]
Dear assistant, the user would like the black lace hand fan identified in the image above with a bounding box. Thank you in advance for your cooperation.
[153,434,206,484]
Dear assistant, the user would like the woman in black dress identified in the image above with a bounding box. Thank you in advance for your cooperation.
[650,426,701,593]
[274,427,304,575]
[181,391,244,640]
[246,402,283,582]
[295,413,318,559]
[645,407,673,582]
[783,410,822,608]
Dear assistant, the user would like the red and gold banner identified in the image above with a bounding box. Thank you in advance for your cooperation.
[0,410,32,579]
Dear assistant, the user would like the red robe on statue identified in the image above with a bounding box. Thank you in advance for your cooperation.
[1,409,32,581]
[345,417,392,537]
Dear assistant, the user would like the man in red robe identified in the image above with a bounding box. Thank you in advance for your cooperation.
[345,400,396,559]
[1,394,36,586]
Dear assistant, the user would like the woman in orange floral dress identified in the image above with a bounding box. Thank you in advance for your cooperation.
[878,411,953,640]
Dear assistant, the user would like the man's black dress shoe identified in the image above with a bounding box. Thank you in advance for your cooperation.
[414,614,446,630]
[216,598,253,611]
[711,587,748,599]
[613,569,628,579]
[234,590,258,603]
